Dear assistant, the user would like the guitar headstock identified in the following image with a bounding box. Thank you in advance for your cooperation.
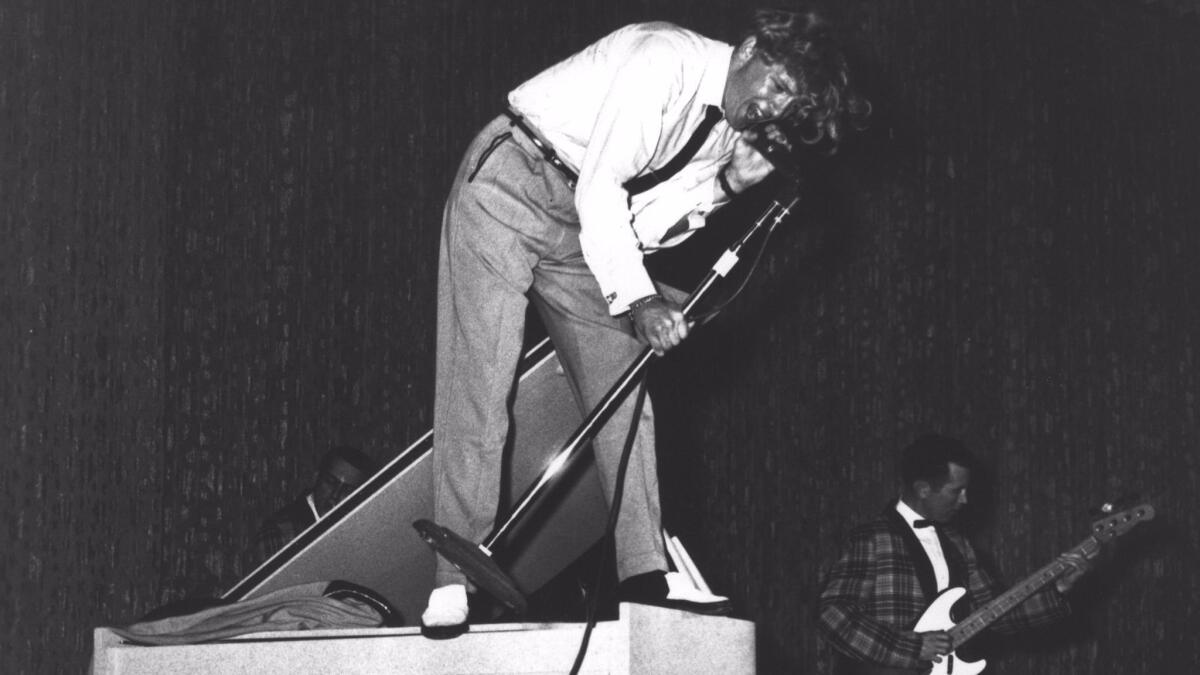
[1090,502,1155,542]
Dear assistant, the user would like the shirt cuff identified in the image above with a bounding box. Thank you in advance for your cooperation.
[603,270,659,316]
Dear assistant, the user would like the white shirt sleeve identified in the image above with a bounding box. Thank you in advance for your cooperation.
[573,35,684,314]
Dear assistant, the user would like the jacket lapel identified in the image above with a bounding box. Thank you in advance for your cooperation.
[884,504,938,604]
[937,527,968,590]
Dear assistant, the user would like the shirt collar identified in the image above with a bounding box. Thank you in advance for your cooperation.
[698,42,734,110]
[894,499,927,529]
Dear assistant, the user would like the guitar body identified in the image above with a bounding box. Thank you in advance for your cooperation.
[834,588,985,675]
[914,587,987,675]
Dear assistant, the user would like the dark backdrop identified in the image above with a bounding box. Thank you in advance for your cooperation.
[4,0,1197,672]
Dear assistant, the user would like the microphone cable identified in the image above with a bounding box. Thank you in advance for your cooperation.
[689,183,799,327]
[567,180,801,673]
[567,378,648,675]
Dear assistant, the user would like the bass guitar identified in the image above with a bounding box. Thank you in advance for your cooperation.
[912,502,1155,675]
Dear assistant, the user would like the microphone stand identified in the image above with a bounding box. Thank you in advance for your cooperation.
[415,181,802,613]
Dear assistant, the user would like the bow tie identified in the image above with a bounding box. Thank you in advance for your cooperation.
[913,519,938,529]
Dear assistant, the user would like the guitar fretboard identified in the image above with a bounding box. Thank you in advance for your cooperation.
[948,537,1101,645]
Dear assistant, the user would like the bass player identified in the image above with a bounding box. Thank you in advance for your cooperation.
[817,434,1094,674]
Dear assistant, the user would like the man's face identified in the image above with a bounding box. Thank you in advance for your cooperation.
[311,459,368,515]
[723,38,800,131]
[916,462,970,524]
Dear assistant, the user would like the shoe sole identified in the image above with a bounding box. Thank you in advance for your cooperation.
[420,622,470,640]
[626,599,733,616]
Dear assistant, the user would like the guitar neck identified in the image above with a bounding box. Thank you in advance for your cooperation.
[948,536,1099,645]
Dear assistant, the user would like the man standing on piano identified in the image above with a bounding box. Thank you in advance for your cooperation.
[422,7,863,632]
[817,435,1094,674]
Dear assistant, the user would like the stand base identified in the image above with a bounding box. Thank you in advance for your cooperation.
[413,519,527,614]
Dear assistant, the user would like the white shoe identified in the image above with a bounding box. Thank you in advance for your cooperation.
[421,584,469,635]
[665,571,731,608]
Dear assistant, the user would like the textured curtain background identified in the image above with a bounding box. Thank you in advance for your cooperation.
[4,0,1197,672]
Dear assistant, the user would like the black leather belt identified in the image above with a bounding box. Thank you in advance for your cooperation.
[504,108,579,190]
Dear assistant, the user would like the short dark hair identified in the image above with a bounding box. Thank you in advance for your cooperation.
[900,434,976,488]
[319,445,377,476]
[746,6,869,150]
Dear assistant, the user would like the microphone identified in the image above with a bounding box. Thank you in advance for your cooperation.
[747,116,841,191]
[746,122,802,180]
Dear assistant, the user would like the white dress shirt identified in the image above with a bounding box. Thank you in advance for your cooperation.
[896,500,950,592]
[508,22,737,314]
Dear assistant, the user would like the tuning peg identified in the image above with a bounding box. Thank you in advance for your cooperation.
[1090,492,1142,517]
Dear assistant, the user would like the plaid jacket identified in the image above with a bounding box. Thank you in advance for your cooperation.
[817,502,1071,672]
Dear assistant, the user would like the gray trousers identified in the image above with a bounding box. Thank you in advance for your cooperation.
[432,115,668,588]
